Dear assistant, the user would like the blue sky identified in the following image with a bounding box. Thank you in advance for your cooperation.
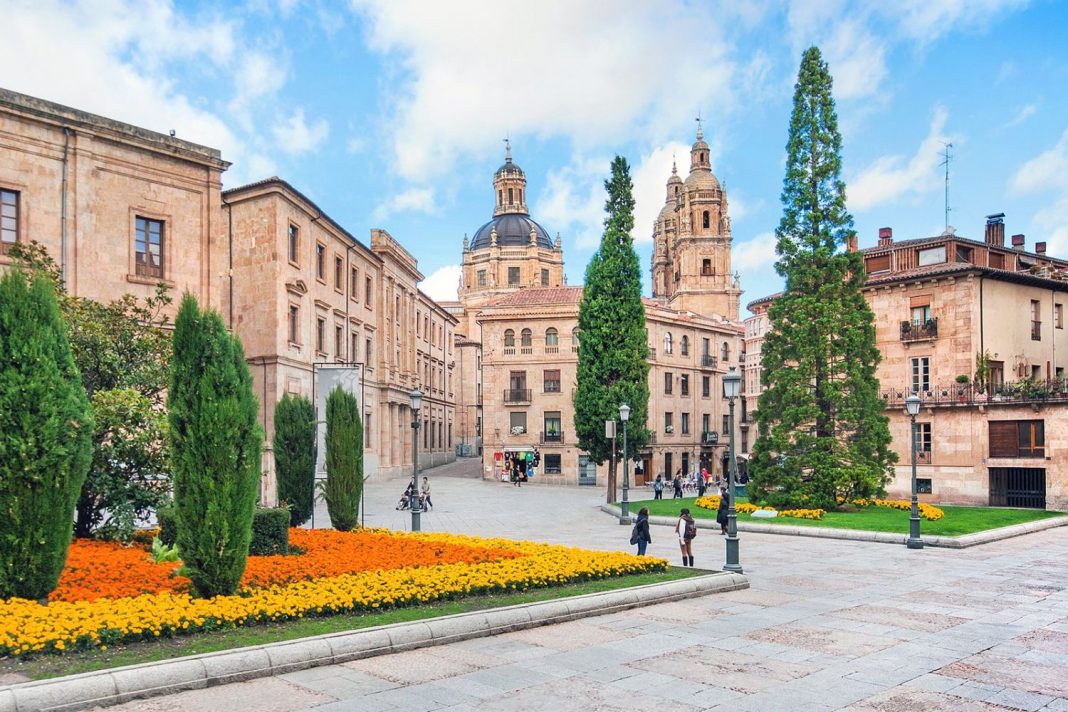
[4,0,1067,312]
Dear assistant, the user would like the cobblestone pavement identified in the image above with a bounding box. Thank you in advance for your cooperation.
[100,463,1068,711]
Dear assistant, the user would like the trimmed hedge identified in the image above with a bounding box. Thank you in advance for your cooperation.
[157,506,289,556]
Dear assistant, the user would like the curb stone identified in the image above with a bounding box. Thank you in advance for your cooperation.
[601,504,1068,548]
[0,572,746,712]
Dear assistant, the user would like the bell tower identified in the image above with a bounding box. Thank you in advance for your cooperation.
[493,140,527,216]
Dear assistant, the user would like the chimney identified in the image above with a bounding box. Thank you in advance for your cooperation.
[846,234,858,252]
[985,213,1005,247]
[1036,242,1047,255]
[1011,234,1025,250]
[878,227,892,247]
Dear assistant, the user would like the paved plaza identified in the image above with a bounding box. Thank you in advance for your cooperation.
[97,460,1068,711]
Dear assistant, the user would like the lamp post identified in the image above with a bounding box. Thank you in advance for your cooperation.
[722,368,743,573]
[409,389,423,532]
[619,403,631,524]
[904,394,923,549]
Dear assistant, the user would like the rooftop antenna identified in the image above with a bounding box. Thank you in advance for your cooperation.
[940,141,953,231]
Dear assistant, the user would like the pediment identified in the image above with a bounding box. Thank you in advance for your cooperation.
[285,279,308,296]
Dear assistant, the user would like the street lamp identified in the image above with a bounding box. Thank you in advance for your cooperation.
[722,368,743,573]
[904,394,924,549]
[409,389,423,532]
[619,403,631,524]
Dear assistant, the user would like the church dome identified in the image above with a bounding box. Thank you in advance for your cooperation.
[495,160,524,177]
[470,213,554,250]
[684,169,721,191]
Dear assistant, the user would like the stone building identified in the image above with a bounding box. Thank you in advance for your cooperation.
[460,130,744,485]
[744,217,1068,510]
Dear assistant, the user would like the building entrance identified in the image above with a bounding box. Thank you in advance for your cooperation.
[989,467,1045,508]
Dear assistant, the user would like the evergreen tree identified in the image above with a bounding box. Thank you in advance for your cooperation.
[273,393,316,526]
[323,386,363,531]
[574,156,650,489]
[750,46,895,510]
[0,269,92,599]
[168,295,262,598]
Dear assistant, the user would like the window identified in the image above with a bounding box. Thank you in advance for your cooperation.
[365,412,372,447]
[989,252,1005,269]
[508,188,514,204]
[315,243,325,281]
[350,267,359,300]
[544,412,561,440]
[702,414,710,433]
[316,317,326,353]
[288,305,300,344]
[865,254,890,273]
[543,369,561,392]
[701,259,712,276]
[702,376,710,398]
[572,327,580,352]
[334,325,344,359]
[509,411,527,434]
[910,356,931,393]
[721,341,730,361]
[0,189,19,253]
[702,211,710,229]
[681,335,689,356]
[664,332,673,354]
[287,224,299,264]
[917,478,932,494]
[722,414,730,436]
[664,412,673,431]
[1032,300,1042,340]
[545,454,562,474]
[508,267,520,286]
[664,372,673,395]
[955,245,974,263]
[365,276,374,305]
[477,270,486,287]
[989,360,1004,388]
[702,338,710,357]
[134,216,164,278]
[916,422,932,454]
[504,329,515,348]
[498,190,503,205]
[1057,303,1064,330]
[545,328,559,347]
[334,256,343,291]
[989,420,1044,458]
[917,246,946,266]
[351,332,359,362]
[680,374,689,396]
[520,328,532,348]
[541,269,549,287]
[365,337,373,364]
[681,412,690,435]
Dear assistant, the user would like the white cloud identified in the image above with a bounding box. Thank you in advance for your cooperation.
[535,155,610,250]
[631,143,692,244]
[347,137,367,154]
[420,264,462,303]
[733,232,778,276]
[821,20,887,100]
[882,0,1029,45]
[351,0,735,180]
[372,187,436,221]
[272,109,329,155]
[848,106,954,212]
[1004,103,1037,129]
[231,51,288,112]
[1010,130,1068,254]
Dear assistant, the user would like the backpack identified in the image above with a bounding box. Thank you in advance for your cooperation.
[654,480,664,493]
[629,522,640,545]
[684,518,697,540]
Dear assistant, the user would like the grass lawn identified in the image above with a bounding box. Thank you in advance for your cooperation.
[630,496,1065,537]
[0,567,704,682]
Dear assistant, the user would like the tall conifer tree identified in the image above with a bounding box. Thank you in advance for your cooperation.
[323,386,363,531]
[750,47,895,510]
[574,156,649,489]
[274,393,316,526]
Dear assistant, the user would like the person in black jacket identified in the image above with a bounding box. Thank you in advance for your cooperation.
[716,486,730,535]
[634,507,652,555]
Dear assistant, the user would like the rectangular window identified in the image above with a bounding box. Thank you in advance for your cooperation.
[664,412,673,430]
[1057,303,1064,329]
[1032,300,1041,340]
[990,420,1045,458]
[701,259,712,276]
[916,422,932,454]
[865,254,890,273]
[134,216,164,278]
[351,332,359,362]
[911,305,932,325]
[545,454,562,474]
[544,412,561,441]
[680,374,689,396]
[315,243,325,281]
[911,357,930,393]
[509,411,527,434]
[350,266,359,300]
[365,412,372,447]
[365,337,373,364]
[0,189,19,253]
[334,256,343,291]
[702,376,710,398]
[543,369,561,392]
[477,270,486,287]
[917,246,946,266]
[508,267,520,286]
[288,305,300,344]
[365,276,373,305]
[541,269,549,286]
[722,414,730,436]
[702,414,710,433]
[335,325,344,360]
[316,317,326,354]
[989,360,1004,388]
[681,412,690,435]
[288,224,299,264]
[664,372,673,395]
[989,252,1005,269]
[955,245,974,263]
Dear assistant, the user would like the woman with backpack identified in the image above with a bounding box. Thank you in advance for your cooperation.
[653,475,664,500]
[630,507,652,555]
[675,507,697,567]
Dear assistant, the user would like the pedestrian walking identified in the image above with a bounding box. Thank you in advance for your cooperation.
[672,475,683,499]
[675,507,697,567]
[716,486,729,535]
[421,476,433,510]
[630,507,652,556]
[653,475,664,500]
[696,471,707,497]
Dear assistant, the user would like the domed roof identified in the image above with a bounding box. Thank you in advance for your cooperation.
[495,160,524,177]
[470,213,554,250]
[684,169,720,191]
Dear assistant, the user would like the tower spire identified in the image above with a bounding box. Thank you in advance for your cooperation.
[695,112,703,141]
[671,154,678,175]
[504,137,512,163]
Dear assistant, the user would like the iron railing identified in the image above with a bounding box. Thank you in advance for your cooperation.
[881,379,1068,408]
[540,430,564,444]
[701,355,717,368]
[503,388,531,403]
[900,318,938,341]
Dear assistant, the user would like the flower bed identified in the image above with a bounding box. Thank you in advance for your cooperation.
[839,497,944,521]
[0,530,665,657]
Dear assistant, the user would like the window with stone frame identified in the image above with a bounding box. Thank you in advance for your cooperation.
[664,412,673,431]
[288,304,300,344]
[543,369,561,392]
[508,266,520,286]
[910,356,930,393]
[680,374,689,396]
[134,216,164,278]
[541,269,549,286]
[477,270,486,287]
[287,224,300,265]
[335,324,344,360]
[334,256,343,292]
[664,332,673,354]
[664,372,673,395]
[702,375,710,398]
[0,189,19,254]
[544,454,562,474]
[509,411,527,434]
[316,317,326,354]
[315,243,325,281]
[350,266,359,301]
[701,259,712,276]
[681,335,689,355]
[681,412,690,435]
[365,275,374,306]
[990,420,1044,458]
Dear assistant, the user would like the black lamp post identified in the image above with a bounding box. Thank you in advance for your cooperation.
[904,394,923,549]
[409,389,423,532]
[723,368,742,573]
[619,403,631,524]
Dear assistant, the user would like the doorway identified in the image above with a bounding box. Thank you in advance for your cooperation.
[989,467,1045,508]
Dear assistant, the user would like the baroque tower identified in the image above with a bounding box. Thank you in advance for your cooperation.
[651,123,741,320]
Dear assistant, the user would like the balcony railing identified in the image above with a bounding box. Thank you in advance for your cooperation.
[503,388,532,403]
[701,355,717,369]
[915,449,932,465]
[540,430,564,444]
[701,431,719,445]
[900,318,938,341]
[881,379,1068,408]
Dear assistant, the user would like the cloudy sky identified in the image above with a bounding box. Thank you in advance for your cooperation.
[3,0,1066,310]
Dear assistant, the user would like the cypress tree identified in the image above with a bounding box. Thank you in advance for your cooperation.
[0,269,92,599]
[573,156,649,491]
[274,393,317,526]
[750,46,895,510]
[323,386,363,531]
[168,294,262,598]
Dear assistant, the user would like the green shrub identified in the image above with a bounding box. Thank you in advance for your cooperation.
[273,394,316,527]
[168,295,262,598]
[323,386,363,531]
[250,508,290,555]
[0,269,93,600]
[157,506,177,547]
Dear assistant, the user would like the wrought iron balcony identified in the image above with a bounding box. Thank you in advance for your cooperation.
[881,379,1068,408]
[701,355,717,368]
[503,388,531,403]
[900,318,938,341]
[540,430,564,444]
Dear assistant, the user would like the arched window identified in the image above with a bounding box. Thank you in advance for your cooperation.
[702,211,710,229]
[571,327,580,352]
[545,328,559,346]
[521,328,532,347]
[681,335,689,356]
[508,188,514,204]
[721,341,730,361]
[504,329,515,347]
[664,332,673,354]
